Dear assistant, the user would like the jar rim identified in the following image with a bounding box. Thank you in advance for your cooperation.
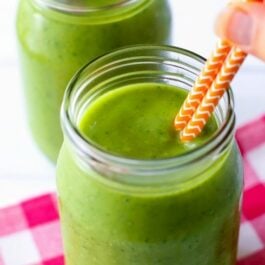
[32,0,145,14]
[61,45,236,176]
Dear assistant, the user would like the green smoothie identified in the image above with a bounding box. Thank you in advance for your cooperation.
[57,83,242,265]
[16,0,171,161]
[79,83,217,159]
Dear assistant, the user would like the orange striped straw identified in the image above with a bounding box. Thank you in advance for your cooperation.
[174,39,232,131]
[175,0,262,142]
[175,0,262,133]
[180,47,246,142]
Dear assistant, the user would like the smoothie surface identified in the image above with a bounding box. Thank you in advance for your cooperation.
[79,83,217,159]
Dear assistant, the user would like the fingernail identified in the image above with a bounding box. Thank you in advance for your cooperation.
[228,8,253,45]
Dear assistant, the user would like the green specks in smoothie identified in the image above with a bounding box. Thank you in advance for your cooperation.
[17,0,171,161]
[79,83,217,159]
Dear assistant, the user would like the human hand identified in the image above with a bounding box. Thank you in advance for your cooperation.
[215,1,265,61]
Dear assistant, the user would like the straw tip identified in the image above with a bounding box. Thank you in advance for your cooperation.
[175,125,184,131]
[179,131,194,143]
[174,120,186,131]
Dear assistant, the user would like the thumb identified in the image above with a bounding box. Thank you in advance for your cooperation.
[215,3,265,61]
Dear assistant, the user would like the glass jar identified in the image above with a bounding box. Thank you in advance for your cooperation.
[16,0,172,161]
[57,46,243,265]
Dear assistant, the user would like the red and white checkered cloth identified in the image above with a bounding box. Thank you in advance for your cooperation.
[0,115,265,265]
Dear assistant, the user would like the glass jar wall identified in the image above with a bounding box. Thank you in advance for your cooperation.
[57,46,243,265]
[16,0,172,161]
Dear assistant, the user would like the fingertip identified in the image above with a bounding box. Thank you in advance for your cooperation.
[215,3,265,61]
[214,7,235,40]
[215,5,254,47]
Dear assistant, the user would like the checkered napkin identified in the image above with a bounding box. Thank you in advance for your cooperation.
[0,116,265,265]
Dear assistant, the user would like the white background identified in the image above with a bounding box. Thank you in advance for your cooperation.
[0,0,265,207]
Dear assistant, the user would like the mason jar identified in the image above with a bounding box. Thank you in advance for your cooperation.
[57,46,243,265]
[16,0,172,161]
